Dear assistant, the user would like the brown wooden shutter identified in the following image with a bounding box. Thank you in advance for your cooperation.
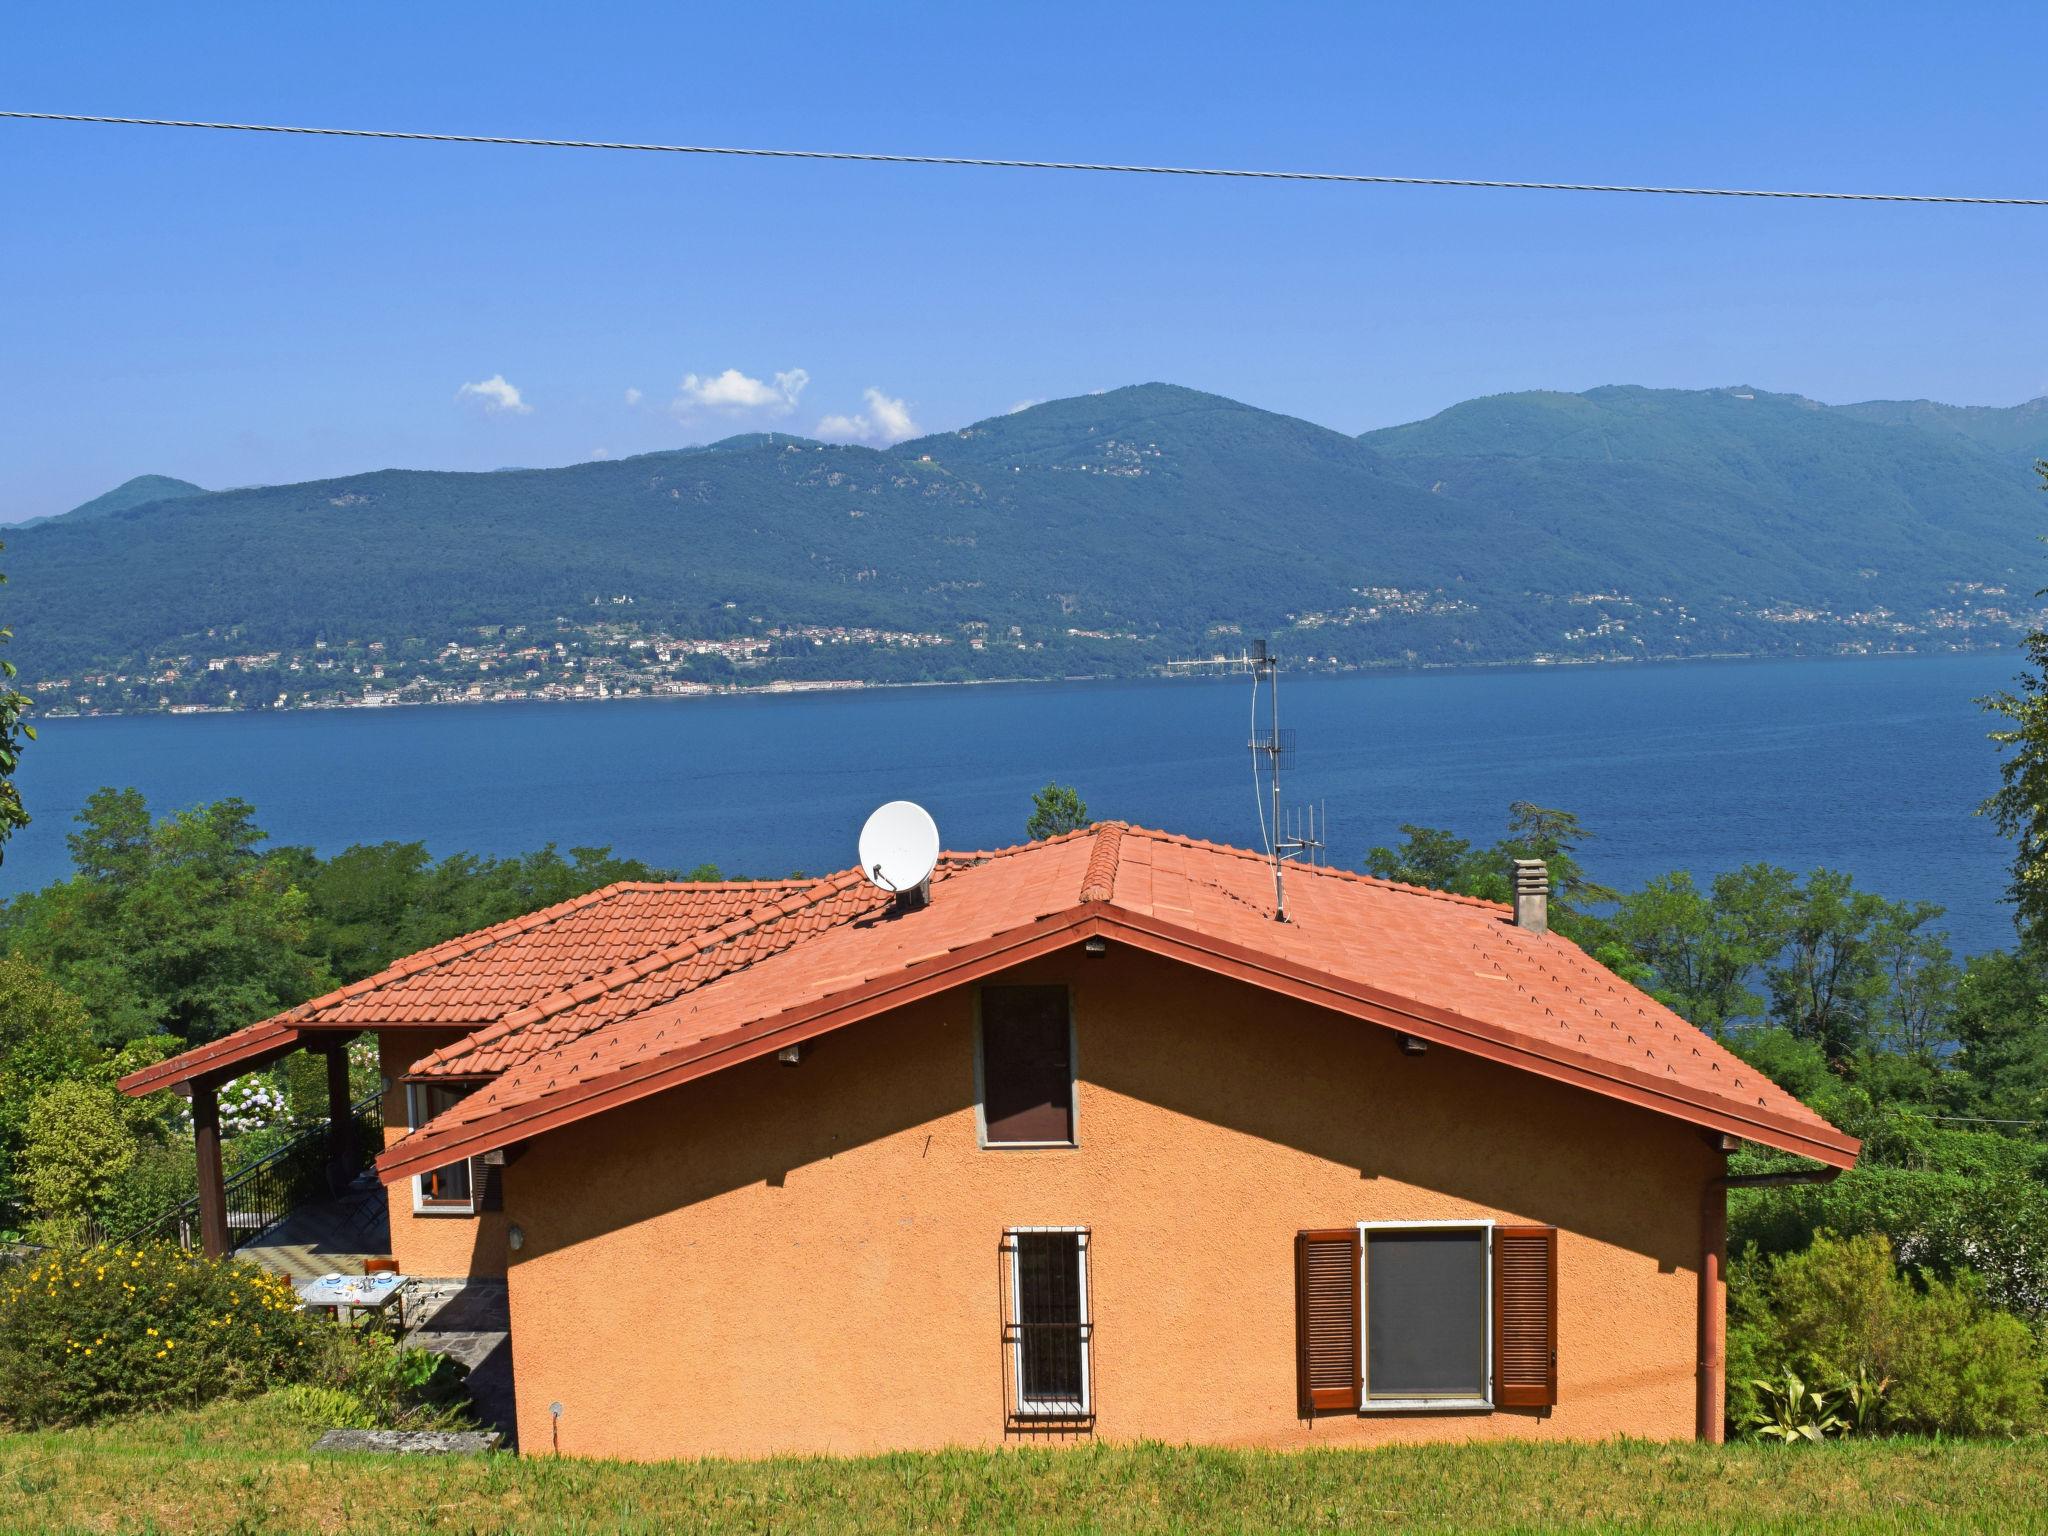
[1492,1225,1558,1407]
[475,1158,504,1213]
[1295,1228,1361,1413]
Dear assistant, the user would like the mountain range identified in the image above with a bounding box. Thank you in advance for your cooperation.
[8,383,2046,713]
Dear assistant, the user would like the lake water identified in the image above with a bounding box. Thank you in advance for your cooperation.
[0,652,2025,954]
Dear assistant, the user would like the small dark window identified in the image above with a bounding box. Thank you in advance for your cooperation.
[980,985,1074,1145]
[1008,1228,1091,1417]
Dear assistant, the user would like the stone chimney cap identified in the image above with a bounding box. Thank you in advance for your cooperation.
[1511,859,1550,932]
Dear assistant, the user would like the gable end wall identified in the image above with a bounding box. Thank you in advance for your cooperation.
[500,948,1715,1458]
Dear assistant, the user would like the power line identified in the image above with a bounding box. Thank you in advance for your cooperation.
[4,109,2047,207]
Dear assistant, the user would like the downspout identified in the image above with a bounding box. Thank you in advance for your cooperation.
[1698,1164,1841,1442]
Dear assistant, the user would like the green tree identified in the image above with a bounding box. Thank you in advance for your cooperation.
[0,543,32,860]
[0,957,99,1220]
[1765,870,1948,1065]
[1026,783,1090,841]
[2,790,332,1045]
[1365,803,1613,940]
[1609,865,1796,1035]
[1979,459,2048,939]
[1950,946,2048,1121]
[1363,824,1474,893]
[269,839,678,985]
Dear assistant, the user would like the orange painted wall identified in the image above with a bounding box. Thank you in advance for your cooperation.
[502,948,1718,1459]
[377,1032,508,1279]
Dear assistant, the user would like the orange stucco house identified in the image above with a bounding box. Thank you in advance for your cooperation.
[124,824,1856,1460]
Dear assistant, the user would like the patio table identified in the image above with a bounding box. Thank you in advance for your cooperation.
[299,1270,408,1330]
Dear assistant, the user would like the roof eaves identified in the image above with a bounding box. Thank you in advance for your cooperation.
[378,903,1100,1182]
[379,896,1857,1186]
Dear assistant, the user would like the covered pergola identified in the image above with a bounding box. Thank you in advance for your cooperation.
[117,1024,369,1258]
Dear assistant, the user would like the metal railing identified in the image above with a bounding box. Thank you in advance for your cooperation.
[115,1091,383,1252]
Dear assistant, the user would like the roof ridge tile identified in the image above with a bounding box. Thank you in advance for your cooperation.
[1079,824,1125,904]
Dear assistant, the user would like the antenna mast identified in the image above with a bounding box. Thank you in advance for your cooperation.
[1167,638,1323,922]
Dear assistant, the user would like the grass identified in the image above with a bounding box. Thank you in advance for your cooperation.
[2,1396,2047,1535]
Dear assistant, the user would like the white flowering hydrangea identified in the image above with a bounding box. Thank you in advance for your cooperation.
[219,1074,289,1134]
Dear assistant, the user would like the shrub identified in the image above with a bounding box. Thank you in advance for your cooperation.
[0,1242,323,1427]
[0,957,98,1218]
[314,1328,473,1429]
[91,1140,198,1240]
[20,1082,136,1228]
[282,1052,330,1124]
[1733,1164,2048,1320]
[1728,1232,2048,1438]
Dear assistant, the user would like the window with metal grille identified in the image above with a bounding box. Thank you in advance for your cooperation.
[1005,1226,1091,1419]
[978,985,1075,1146]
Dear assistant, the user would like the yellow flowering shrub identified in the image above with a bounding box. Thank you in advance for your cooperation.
[0,1242,326,1427]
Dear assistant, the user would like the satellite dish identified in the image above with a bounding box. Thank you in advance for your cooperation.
[859,800,939,901]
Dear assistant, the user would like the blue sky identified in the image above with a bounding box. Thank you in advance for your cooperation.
[3,1,2044,520]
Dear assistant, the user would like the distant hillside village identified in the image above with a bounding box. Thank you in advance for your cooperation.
[19,582,2039,717]
[12,381,2048,715]
[23,579,2040,717]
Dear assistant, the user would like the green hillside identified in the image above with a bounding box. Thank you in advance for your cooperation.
[5,383,2044,713]
[1358,386,2045,610]
[22,474,207,528]
[1833,395,2048,459]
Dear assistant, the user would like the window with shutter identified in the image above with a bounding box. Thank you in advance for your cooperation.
[1492,1225,1558,1407]
[1294,1229,1362,1413]
[978,985,1075,1146]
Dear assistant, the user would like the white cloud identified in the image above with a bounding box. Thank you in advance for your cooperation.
[672,367,809,416]
[456,374,532,415]
[623,387,643,407]
[590,447,611,460]
[1007,398,1042,415]
[816,387,921,445]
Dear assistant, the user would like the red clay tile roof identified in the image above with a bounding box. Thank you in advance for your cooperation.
[117,879,809,1097]
[377,825,1860,1182]
[408,868,917,1078]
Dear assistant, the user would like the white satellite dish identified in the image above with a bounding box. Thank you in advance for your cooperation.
[859,800,940,902]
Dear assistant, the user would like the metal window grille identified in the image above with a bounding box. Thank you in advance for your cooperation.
[1001,1226,1094,1432]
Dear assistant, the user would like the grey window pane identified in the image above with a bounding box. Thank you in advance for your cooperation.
[1366,1228,1486,1400]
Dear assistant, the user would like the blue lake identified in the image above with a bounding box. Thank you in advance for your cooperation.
[0,652,2025,953]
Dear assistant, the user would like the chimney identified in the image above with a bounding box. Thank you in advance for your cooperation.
[1511,859,1550,933]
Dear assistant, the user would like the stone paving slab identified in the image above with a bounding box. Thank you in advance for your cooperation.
[312,1428,502,1455]
[404,1279,516,1447]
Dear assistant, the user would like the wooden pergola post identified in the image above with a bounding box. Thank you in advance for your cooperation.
[325,1039,358,1194]
[191,1077,229,1259]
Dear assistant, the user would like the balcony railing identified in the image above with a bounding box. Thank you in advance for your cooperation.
[113,1091,383,1252]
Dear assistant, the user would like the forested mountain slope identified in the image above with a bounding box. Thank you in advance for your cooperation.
[8,383,2043,712]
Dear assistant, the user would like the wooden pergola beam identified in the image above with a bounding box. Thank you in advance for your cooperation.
[325,1037,358,1194]
[190,1077,228,1259]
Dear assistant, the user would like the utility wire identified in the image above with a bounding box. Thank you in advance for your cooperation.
[4,110,2047,206]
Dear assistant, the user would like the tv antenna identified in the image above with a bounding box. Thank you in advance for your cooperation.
[1166,638,1323,921]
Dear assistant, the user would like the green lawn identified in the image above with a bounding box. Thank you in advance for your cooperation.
[3,1398,2046,1535]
